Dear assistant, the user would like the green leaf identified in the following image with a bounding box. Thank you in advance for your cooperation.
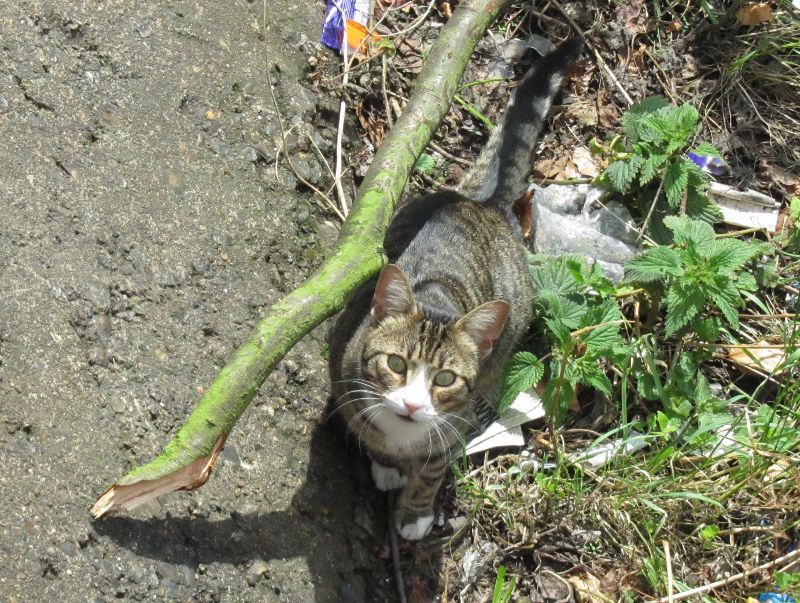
[544,317,572,346]
[706,238,762,269]
[605,157,641,192]
[665,283,706,335]
[535,290,586,329]
[699,525,721,541]
[691,142,723,160]
[694,317,722,342]
[687,411,734,443]
[736,271,757,292]
[664,215,715,248]
[498,352,544,414]
[623,96,670,143]
[685,188,723,223]
[708,276,741,328]
[582,301,624,352]
[663,159,690,207]
[625,246,684,283]
[413,153,436,174]
[579,361,613,395]
[530,257,580,297]
[638,153,668,185]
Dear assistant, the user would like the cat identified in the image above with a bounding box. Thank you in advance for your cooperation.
[328,37,584,540]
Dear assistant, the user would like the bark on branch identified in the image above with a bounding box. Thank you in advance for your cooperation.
[91,0,511,518]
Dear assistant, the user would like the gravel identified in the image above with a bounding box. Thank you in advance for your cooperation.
[0,1,392,600]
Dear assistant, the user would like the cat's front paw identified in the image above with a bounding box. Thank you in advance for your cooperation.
[397,515,434,541]
[371,460,408,491]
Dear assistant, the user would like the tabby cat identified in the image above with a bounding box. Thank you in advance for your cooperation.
[329,37,584,540]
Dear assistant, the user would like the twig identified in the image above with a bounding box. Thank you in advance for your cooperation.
[387,492,407,603]
[428,141,473,166]
[637,169,668,242]
[332,0,352,217]
[663,540,674,603]
[547,0,634,107]
[307,133,338,188]
[382,53,393,128]
[262,2,345,222]
[652,548,800,603]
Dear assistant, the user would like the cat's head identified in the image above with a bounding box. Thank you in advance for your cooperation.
[360,264,508,428]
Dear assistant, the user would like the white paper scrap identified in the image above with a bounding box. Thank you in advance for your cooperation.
[708,182,780,232]
[570,430,648,468]
[465,391,545,455]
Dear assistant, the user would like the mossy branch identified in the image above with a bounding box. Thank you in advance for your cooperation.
[91,0,511,518]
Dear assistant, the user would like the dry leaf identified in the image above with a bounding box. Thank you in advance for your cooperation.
[727,342,787,376]
[569,572,606,603]
[737,2,773,25]
[565,98,599,127]
[596,89,620,129]
[572,146,599,177]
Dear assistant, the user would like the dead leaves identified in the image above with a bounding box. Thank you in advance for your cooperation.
[534,146,600,181]
[727,342,788,377]
[736,2,774,26]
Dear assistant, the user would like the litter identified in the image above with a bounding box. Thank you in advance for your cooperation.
[708,182,781,232]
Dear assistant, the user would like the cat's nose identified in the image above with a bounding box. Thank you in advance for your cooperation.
[403,399,422,414]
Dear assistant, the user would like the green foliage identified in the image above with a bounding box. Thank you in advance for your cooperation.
[625,215,767,336]
[498,352,544,414]
[601,97,723,238]
[413,152,436,175]
[499,255,626,425]
[779,197,800,251]
[491,565,516,603]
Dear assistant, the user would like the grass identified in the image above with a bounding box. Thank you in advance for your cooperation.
[704,0,800,171]
[452,366,800,600]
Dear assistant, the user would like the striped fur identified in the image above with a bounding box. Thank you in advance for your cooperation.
[329,38,584,540]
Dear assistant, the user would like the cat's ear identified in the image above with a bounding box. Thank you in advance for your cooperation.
[371,264,417,325]
[455,300,509,357]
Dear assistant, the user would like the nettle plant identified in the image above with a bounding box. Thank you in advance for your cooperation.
[625,215,769,338]
[498,98,773,437]
[601,96,723,242]
[500,255,628,426]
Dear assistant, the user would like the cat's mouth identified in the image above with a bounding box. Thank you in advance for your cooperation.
[397,414,415,423]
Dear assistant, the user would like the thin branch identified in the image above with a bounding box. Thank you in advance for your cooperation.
[652,548,800,603]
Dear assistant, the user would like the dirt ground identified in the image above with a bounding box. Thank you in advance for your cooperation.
[0,1,404,601]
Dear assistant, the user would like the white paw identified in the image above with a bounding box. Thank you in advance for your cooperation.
[398,515,434,541]
[371,460,408,491]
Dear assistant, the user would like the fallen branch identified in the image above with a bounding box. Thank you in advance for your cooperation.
[91,0,512,518]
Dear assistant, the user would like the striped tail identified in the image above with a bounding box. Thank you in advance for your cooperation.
[458,37,584,208]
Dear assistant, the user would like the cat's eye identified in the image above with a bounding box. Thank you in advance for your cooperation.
[387,354,407,374]
[434,370,456,387]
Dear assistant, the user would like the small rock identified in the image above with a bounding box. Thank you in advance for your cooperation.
[87,346,109,367]
[85,277,111,312]
[56,541,78,557]
[210,139,231,156]
[136,23,152,38]
[246,559,269,586]
[0,96,8,111]
[242,146,259,163]
[291,155,323,185]
[219,444,242,466]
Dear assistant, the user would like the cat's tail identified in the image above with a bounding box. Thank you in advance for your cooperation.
[457,36,584,207]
